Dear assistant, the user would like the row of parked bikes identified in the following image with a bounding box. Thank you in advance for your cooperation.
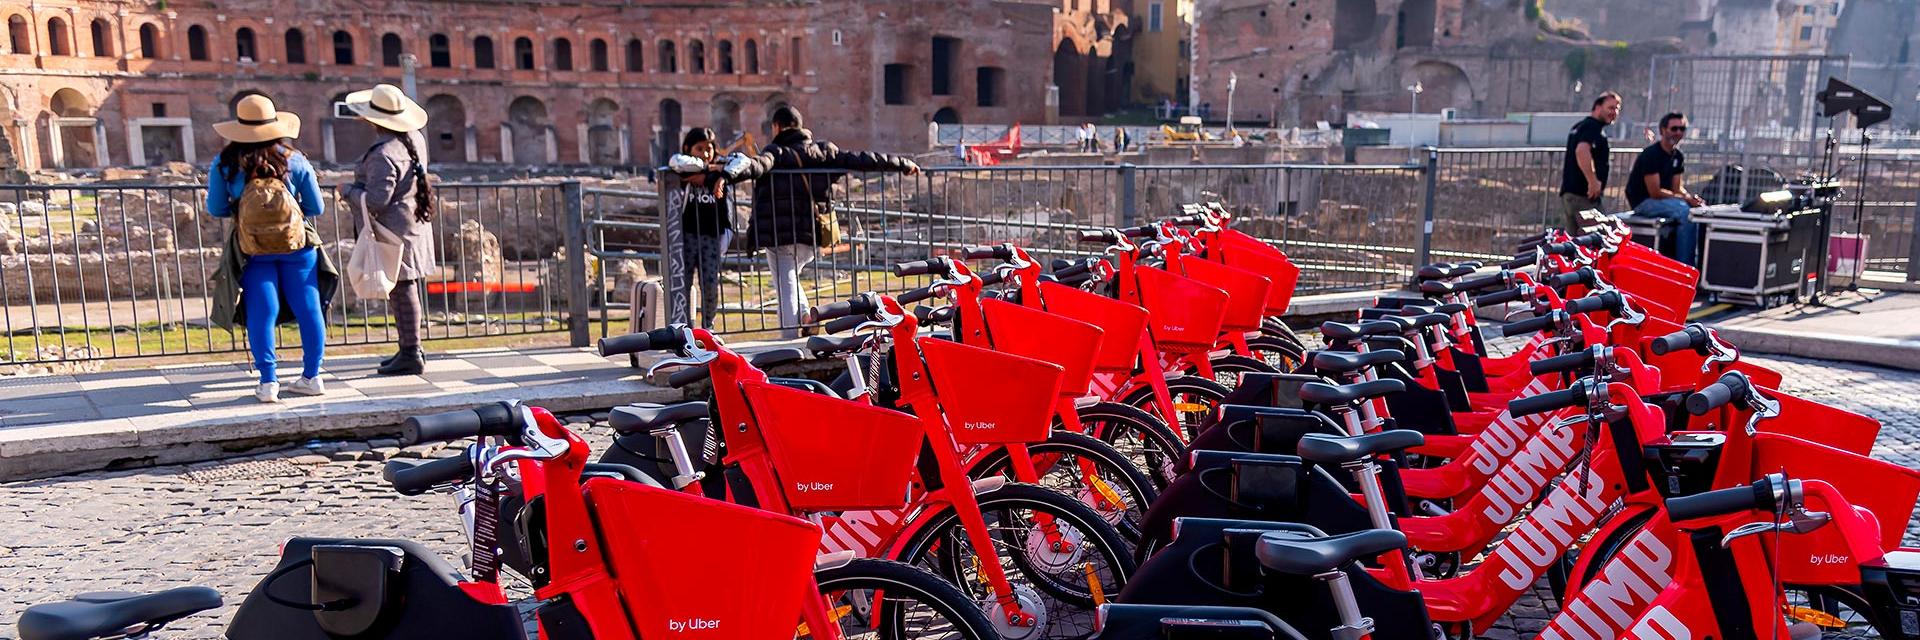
[19,204,1920,640]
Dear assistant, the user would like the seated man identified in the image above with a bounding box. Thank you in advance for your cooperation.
[1626,112,1706,264]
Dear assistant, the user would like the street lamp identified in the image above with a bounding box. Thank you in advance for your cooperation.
[1406,81,1423,115]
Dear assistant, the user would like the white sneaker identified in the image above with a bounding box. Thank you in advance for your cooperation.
[256,382,281,403]
[284,376,326,396]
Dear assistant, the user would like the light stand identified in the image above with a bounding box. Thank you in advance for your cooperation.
[1836,100,1892,302]
[1800,78,1893,312]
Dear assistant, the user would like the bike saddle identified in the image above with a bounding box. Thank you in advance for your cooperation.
[805,334,867,356]
[1310,349,1405,374]
[1379,313,1449,332]
[748,347,809,368]
[609,402,709,433]
[1298,379,1405,406]
[1318,320,1400,341]
[1295,430,1426,465]
[1095,604,1307,640]
[1255,529,1408,576]
[18,587,222,640]
[1417,279,1457,296]
[1397,302,1468,316]
[1415,263,1456,280]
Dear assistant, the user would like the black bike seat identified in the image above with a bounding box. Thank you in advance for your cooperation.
[1310,349,1405,374]
[1256,529,1408,576]
[1298,379,1405,406]
[1418,280,1456,295]
[748,347,809,368]
[1416,264,1456,280]
[19,587,222,640]
[1319,320,1400,340]
[1425,302,1468,315]
[806,334,867,356]
[1095,604,1306,640]
[609,402,709,434]
[1295,430,1426,465]
[1379,313,1448,332]
[1455,261,1483,270]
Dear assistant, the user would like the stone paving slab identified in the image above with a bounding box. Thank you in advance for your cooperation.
[1710,290,1920,372]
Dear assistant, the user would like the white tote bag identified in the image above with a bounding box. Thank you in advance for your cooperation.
[347,192,404,300]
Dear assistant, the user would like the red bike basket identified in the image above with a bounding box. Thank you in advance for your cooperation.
[916,336,1063,445]
[741,380,924,511]
[1175,258,1271,333]
[1216,231,1301,316]
[1136,266,1229,353]
[583,477,822,640]
[980,298,1103,396]
[1039,282,1150,374]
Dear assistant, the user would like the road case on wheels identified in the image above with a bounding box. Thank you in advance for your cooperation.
[1621,212,1677,258]
[1693,203,1825,308]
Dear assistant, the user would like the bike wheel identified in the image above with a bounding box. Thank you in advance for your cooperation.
[969,431,1160,544]
[1199,354,1281,388]
[1784,585,1891,640]
[898,483,1137,640]
[809,558,1002,640]
[1067,401,1188,489]
[1247,334,1307,373]
[1122,375,1230,441]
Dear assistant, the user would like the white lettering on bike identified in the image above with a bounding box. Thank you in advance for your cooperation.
[667,618,722,633]
[1542,530,1674,640]
[1478,420,1584,524]
[1492,462,1611,591]
[1469,378,1553,475]
[1810,553,1849,565]
[815,508,905,555]
[793,482,835,493]
[1627,606,1691,640]
[962,421,997,431]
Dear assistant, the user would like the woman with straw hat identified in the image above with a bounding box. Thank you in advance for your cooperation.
[205,91,335,403]
[339,84,436,376]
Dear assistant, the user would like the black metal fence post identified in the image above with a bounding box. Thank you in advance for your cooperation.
[1907,190,1920,282]
[657,169,691,326]
[560,181,591,347]
[1416,147,1439,271]
[1119,163,1138,227]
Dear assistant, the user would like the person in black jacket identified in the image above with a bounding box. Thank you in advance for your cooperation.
[727,106,919,337]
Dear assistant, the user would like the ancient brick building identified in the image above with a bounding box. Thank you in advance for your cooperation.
[0,0,1074,172]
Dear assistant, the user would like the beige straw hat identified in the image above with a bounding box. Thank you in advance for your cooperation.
[343,84,429,132]
[213,94,302,143]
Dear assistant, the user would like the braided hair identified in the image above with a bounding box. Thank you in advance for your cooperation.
[392,131,434,223]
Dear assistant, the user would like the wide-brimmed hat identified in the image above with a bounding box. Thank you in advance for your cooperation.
[343,84,429,132]
[213,94,302,143]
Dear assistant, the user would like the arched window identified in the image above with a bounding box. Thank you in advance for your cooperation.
[284,28,305,64]
[718,40,734,74]
[6,15,29,55]
[428,33,449,68]
[138,23,159,58]
[47,16,71,56]
[187,24,208,61]
[687,39,704,73]
[332,30,353,65]
[89,18,111,57]
[473,35,495,69]
[513,36,533,69]
[624,38,643,71]
[380,33,402,66]
[551,37,572,71]
[589,38,608,72]
[657,40,675,73]
[234,27,256,61]
[745,39,759,74]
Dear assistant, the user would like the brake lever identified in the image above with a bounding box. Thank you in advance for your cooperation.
[1701,329,1741,373]
[643,327,719,378]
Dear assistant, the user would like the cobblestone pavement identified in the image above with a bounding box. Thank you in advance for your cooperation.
[1,355,1915,639]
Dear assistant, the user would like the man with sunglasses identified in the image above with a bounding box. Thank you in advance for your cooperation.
[1627,112,1706,265]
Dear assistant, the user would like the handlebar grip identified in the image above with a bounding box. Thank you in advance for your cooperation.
[1547,267,1596,289]
[894,260,938,276]
[824,314,867,335]
[914,305,955,325]
[898,286,939,305]
[1078,229,1119,243]
[1649,325,1708,356]
[1053,259,1093,280]
[1496,313,1558,338]
[963,245,1014,260]
[810,295,878,322]
[598,327,686,357]
[402,402,517,445]
[1530,350,1596,376]
[1564,291,1621,315]
[980,271,1007,286]
[1508,385,1586,417]
[1667,479,1772,521]
[384,454,476,496]
[1169,215,1208,227]
[1501,255,1537,270]
[1120,225,1156,239]
[1453,272,1507,293]
[1476,287,1525,306]
[1542,242,1580,257]
[1572,232,1607,248]
[1685,371,1754,416]
[667,365,713,389]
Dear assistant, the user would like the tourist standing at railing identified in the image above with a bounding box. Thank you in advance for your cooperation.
[723,106,920,338]
[205,93,336,403]
[1627,113,1706,266]
[340,84,436,376]
[1558,92,1620,232]
[668,127,734,327]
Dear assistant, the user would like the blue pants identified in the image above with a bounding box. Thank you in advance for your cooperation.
[1634,198,1699,265]
[241,248,326,383]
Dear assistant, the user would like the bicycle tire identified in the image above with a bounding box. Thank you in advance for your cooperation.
[968,430,1161,543]
[811,557,1001,640]
[896,482,1137,640]
[1247,334,1308,374]
[1260,318,1308,349]
[1067,401,1189,490]
[1783,585,1891,640]
[1122,375,1230,442]
[1198,354,1281,389]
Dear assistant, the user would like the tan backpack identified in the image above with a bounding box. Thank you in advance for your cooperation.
[236,177,307,255]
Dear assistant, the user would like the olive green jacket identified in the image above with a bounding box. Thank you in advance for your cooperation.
[209,225,340,330]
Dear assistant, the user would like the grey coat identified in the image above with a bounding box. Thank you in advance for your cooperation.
[344,130,435,282]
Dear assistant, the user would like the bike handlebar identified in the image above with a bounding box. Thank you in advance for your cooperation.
[1571,232,1608,248]
[1667,478,1776,521]
[1501,255,1537,270]
[667,366,711,388]
[1685,371,1753,416]
[384,454,475,496]
[980,271,1007,286]
[1169,215,1208,227]
[1476,287,1526,306]
[1649,325,1710,356]
[964,245,1014,261]
[1119,225,1157,239]
[1547,267,1597,290]
[402,402,518,445]
[898,286,939,305]
[824,315,868,335]
[894,259,941,277]
[1497,312,1560,338]
[1542,242,1581,257]
[598,327,687,357]
[1053,259,1095,280]
[915,305,955,325]
[811,295,879,323]
[1454,272,1508,293]
[1079,229,1121,244]
[1530,349,1596,376]
[1508,383,1588,417]
[1564,291,1623,315]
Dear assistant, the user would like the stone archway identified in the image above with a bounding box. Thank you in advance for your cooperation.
[932,107,961,125]
[1404,60,1473,113]
[0,85,16,169]
[508,96,551,164]
[423,94,468,162]
[586,97,622,165]
[47,88,100,168]
[656,98,682,164]
[1053,39,1087,117]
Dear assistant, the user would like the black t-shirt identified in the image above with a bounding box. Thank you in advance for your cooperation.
[680,176,732,236]
[1624,144,1685,208]
[1559,116,1610,196]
